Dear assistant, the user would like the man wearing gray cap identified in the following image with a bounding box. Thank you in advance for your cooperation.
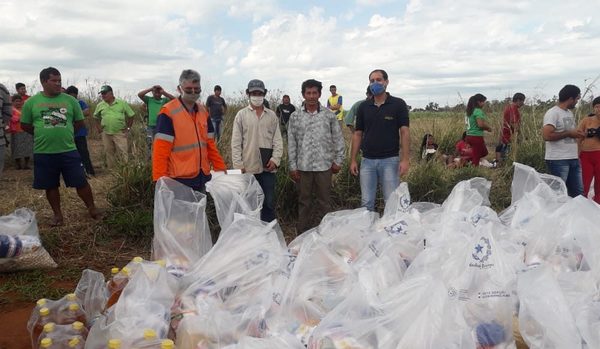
[231,79,283,222]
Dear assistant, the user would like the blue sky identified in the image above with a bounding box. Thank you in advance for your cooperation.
[1,0,598,108]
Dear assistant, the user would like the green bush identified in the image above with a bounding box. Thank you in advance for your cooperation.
[105,160,154,240]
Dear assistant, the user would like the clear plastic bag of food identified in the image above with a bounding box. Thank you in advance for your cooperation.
[153,177,213,277]
[206,174,264,230]
[174,215,285,345]
[74,269,108,326]
[0,208,56,272]
[517,265,582,348]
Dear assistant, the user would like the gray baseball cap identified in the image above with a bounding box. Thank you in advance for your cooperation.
[247,79,266,93]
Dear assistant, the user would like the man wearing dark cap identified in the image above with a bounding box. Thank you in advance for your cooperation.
[206,85,227,142]
[231,79,283,222]
[93,85,135,168]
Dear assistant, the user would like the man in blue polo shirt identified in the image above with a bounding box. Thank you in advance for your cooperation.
[66,85,95,176]
[350,69,410,211]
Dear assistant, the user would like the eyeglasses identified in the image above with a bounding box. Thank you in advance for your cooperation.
[181,88,201,94]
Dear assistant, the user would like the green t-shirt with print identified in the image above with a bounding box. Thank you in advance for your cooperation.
[20,92,84,154]
[466,108,486,136]
[93,98,135,134]
[143,96,169,127]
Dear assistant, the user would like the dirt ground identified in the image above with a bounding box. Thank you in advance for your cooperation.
[0,137,147,348]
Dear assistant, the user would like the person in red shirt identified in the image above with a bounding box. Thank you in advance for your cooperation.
[15,82,30,101]
[495,93,525,163]
[451,131,473,167]
[8,94,33,169]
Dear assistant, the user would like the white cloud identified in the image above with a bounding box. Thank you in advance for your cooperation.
[1,0,599,108]
[232,0,600,107]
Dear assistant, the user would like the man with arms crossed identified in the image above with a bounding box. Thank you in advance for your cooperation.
[542,84,585,197]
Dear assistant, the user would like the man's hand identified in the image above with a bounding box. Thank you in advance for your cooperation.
[290,170,300,182]
[331,163,341,174]
[265,160,277,172]
[569,129,586,139]
[399,159,410,177]
[350,160,359,176]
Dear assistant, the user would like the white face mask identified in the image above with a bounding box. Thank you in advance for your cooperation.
[250,96,264,107]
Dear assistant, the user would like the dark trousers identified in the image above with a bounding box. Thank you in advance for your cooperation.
[75,136,95,175]
[297,169,332,234]
[254,172,276,222]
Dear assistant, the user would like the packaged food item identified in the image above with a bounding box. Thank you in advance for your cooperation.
[0,208,57,272]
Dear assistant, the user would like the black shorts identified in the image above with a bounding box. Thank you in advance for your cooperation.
[33,150,87,189]
[495,142,510,154]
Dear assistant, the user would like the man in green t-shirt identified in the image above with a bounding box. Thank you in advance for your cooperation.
[20,67,100,226]
[137,85,174,155]
[93,85,135,168]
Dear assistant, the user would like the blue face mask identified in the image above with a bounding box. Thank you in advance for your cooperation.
[369,82,386,95]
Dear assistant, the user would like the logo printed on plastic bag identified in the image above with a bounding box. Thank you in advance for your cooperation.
[384,220,408,237]
[400,195,410,210]
[470,237,493,269]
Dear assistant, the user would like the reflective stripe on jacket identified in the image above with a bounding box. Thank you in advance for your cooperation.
[152,98,226,181]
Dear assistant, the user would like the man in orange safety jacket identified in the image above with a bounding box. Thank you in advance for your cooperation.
[152,69,226,192]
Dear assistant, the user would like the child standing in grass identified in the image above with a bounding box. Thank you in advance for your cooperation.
[577,96,600,203]
[465,94,492,166]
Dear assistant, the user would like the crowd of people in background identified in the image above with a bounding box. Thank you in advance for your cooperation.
[0,66,598,232]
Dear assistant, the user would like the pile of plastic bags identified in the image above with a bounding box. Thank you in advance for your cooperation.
[27,169,600,348]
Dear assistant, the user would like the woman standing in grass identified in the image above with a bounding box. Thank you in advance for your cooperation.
[465,93,492,166]
[9,94,33,169]
[577,96,600,204]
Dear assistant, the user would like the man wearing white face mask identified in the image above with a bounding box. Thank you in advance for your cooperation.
[152,69,226,192]
[231,79,283,222]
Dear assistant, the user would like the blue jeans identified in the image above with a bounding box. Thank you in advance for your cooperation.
[254,172,276,222]
[546,159,583,198]
[146,126,157,158]
[360,156,400,211]
[212,119,222,142]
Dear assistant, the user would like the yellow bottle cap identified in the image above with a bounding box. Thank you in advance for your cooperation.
[72,321,84,331]
[121,266,130,276]
[36,298,47,307]
[132,256,143,263]
[108,339,121,349]
[66,293,77,301]
[143,328,157,340]
[43,322,55,333]
[68,303,80,311]
[39,307,50,316]
[111,267,120,275]
[40,338,53,348]
[161,339,175,349]
[68,337,81,347]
